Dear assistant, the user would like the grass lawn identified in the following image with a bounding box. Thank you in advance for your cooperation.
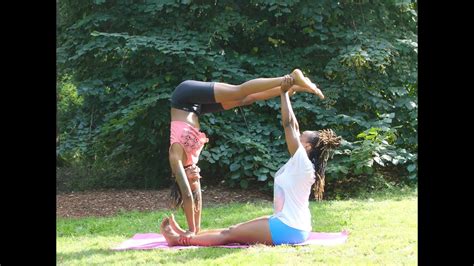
[57,187,417,265]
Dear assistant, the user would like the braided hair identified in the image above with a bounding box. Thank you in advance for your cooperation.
[307,129,342,200]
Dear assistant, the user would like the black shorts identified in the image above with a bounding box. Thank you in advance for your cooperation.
[171,80,225,116]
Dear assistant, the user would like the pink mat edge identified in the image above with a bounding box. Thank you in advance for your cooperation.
[111,230,349,251]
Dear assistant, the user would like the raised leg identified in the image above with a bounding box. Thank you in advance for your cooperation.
[220,84,314,110]
[213,69,321,103]
[213,77,285,103]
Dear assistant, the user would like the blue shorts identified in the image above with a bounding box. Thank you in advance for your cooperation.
[268,215,309,245]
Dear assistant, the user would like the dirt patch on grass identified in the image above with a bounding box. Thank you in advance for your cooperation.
[57,185,272,218]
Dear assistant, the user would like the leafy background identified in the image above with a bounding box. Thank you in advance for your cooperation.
[57,0,417,197]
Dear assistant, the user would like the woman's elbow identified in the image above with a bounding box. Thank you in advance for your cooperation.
[282,121,296,130]
[282,116,296,127]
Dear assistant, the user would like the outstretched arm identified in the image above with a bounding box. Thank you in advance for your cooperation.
[280,76,301,156]
[183,165,202,234]
[169,145,196,233]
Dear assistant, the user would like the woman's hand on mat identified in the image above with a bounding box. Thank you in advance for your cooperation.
[280,75,294,93]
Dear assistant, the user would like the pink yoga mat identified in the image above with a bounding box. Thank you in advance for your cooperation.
[112,231,349,250]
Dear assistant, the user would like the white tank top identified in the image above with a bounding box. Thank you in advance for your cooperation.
[273,145,315,231]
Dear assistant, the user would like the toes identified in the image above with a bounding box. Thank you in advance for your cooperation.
[315,89,325,99]
[161,217,170,228]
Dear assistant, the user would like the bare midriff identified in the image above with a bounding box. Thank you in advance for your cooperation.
[170,107,200,129]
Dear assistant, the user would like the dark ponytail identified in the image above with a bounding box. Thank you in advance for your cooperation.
[169,174,201,211]
[169,179,183,210]
[307,129,342,200]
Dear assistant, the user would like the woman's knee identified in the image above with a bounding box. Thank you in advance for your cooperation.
[221,226,237,239]
[233,84,248,98]
[241,95,256,105]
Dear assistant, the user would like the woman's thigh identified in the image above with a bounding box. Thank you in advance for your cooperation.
[225,216,273,245]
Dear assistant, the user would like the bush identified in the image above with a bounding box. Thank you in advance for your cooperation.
[57,0,417,193]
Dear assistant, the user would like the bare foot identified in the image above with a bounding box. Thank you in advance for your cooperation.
[289,84,325,100]
[160,217,181,246]
[290,69,325,99]
[290,69,316,90]
[169,214,187,236]
[290,84,310,94]
[305,77,325,100]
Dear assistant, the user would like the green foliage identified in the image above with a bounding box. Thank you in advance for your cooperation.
[327,127,417,184]
[57,0,417,191]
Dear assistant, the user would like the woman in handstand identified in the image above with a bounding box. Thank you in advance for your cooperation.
[168,69,324,238]
[163,75,341,246]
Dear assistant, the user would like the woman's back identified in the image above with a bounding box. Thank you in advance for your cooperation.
[273,145,315,232]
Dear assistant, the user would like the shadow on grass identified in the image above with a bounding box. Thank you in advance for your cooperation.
[57,246,246,264]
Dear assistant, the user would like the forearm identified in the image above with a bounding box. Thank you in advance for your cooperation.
[193,181,202,233]
[280,91,296,127]
[171,162,196,233]
[181,191,196,233]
